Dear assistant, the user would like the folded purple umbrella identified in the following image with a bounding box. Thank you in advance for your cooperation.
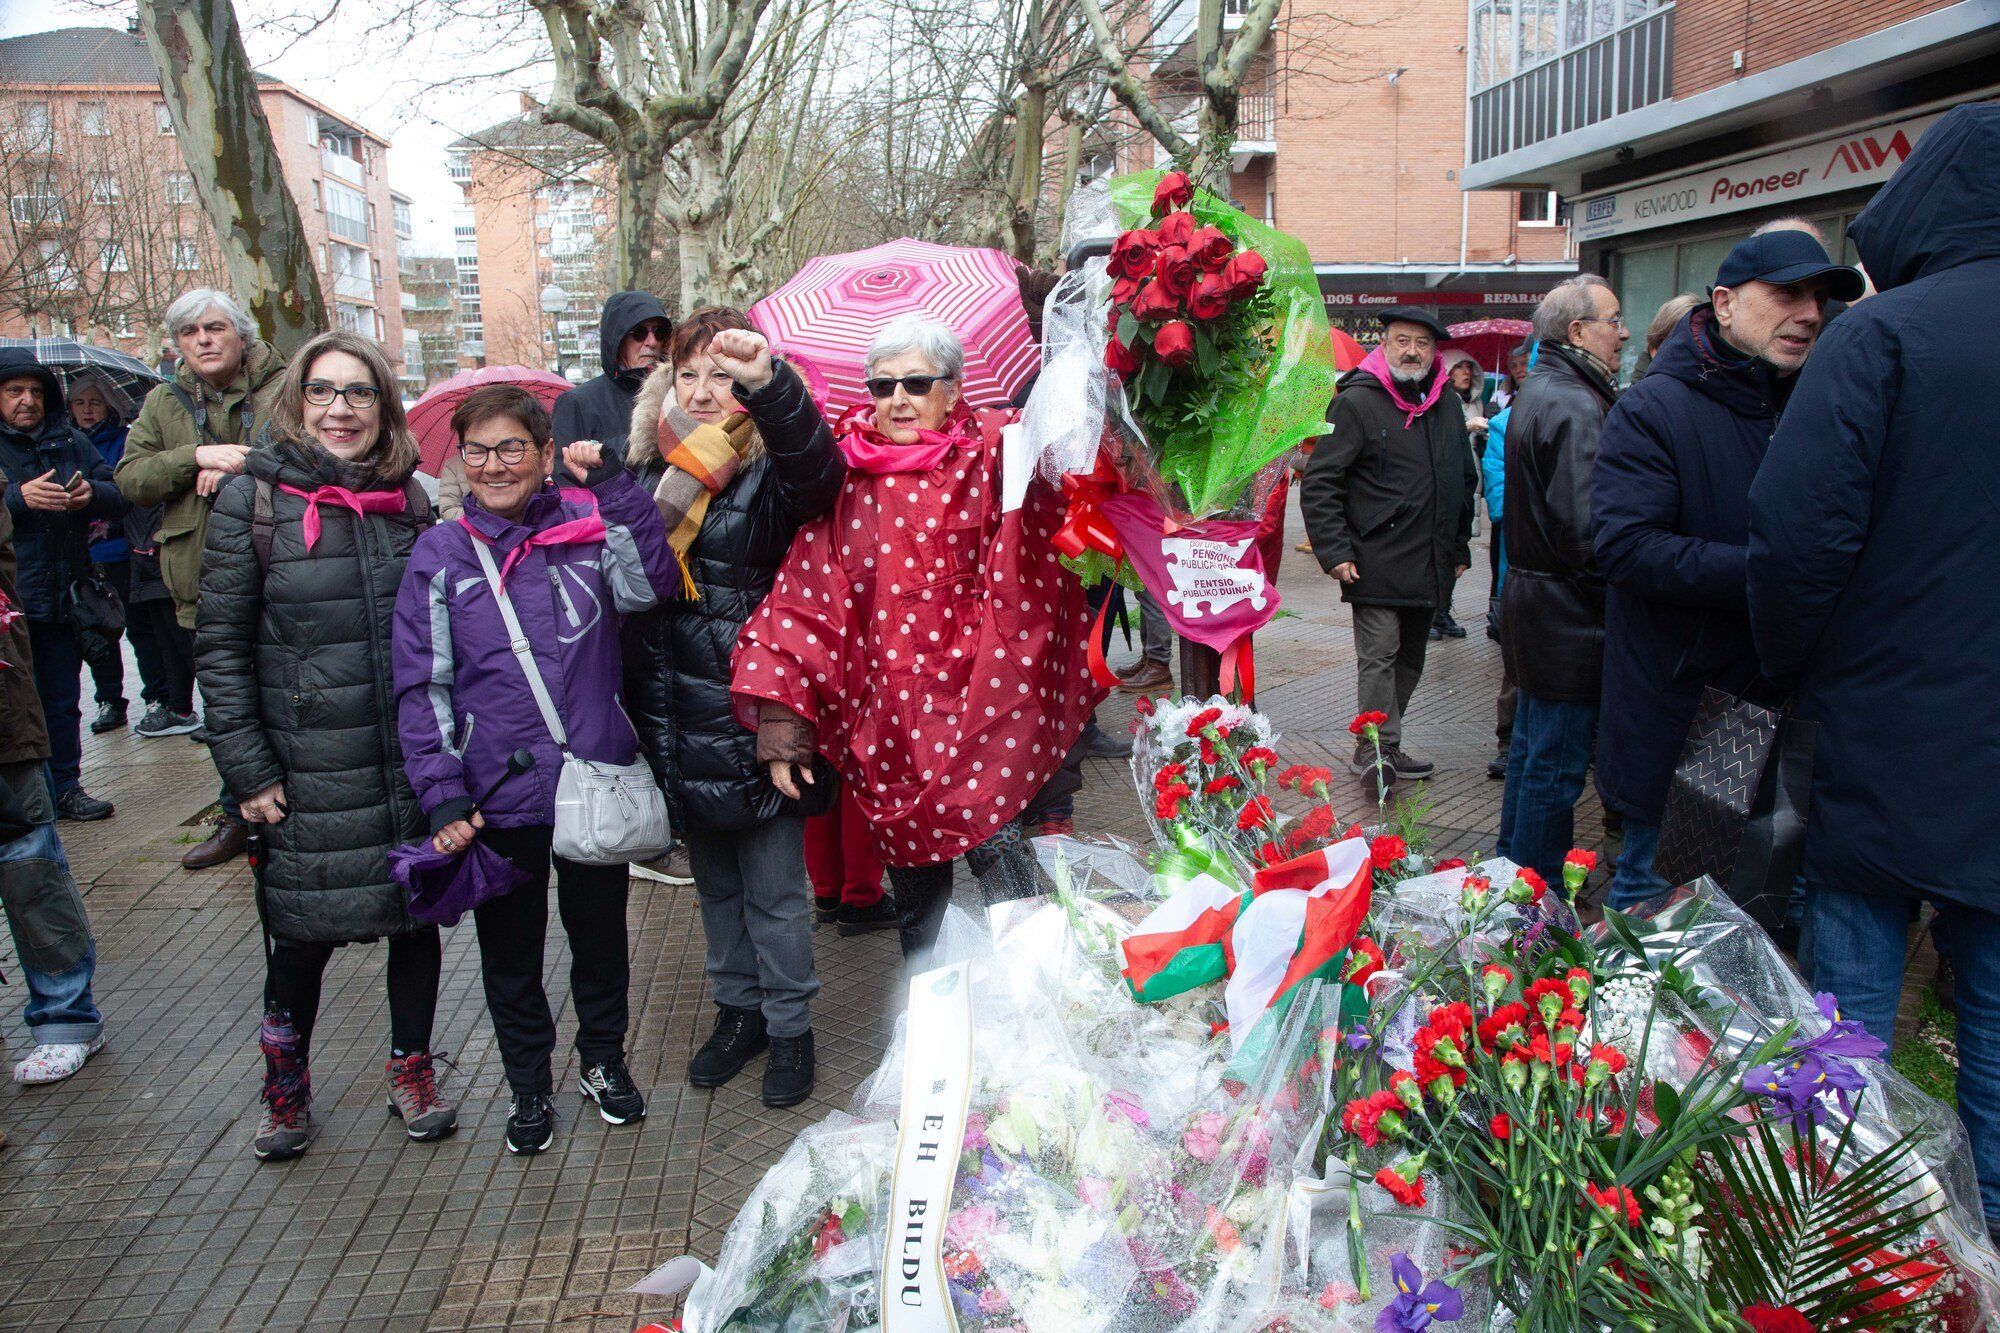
[389,748,538,926]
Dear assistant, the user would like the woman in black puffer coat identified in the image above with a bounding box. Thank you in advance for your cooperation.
[196,329,453,1163]
[621,308,844,1106]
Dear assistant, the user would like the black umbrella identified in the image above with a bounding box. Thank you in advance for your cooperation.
[0,336,162,416]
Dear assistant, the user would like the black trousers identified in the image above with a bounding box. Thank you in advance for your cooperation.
[886,861,954,959]
[132,600,194,713]
[265,928,442,1056]
[471,823,630,1096]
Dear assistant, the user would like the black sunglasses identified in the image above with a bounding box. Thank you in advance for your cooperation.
[865,374,954,399]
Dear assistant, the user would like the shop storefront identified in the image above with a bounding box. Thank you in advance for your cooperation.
[1315,278,1570,366]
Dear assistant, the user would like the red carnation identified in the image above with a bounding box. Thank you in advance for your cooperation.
[1434,856,1468,871]
[1241,746,1280,770]
[1369,835,1408,871]
[1188,272,1231,322]
[1131,279,1181,324]
[1236,796,1275,831]
[1583,1183,1642,1228]
[1344,936,1386,986]
[1339,1089,1403,1147]
[1348,710,1388,736]
[1156,209,1196,249]
[1187,224,1233,270]
[1104,336,1142,378]
[1134,695,1156,716]
[1489,1113,1512,1140]
[1205,775,1243,795]
[1564,848,1597,873]
[1152,171,1194,215]
[1298,804,1337,841]
[1154,245,1198,300]
[1220,249,1268,298]
[1374,1164,1426,1208]
[1513,866,1549,903]
[1186,706,1223,737]
[1154,320,1196,368]
[1109,228,1162,278]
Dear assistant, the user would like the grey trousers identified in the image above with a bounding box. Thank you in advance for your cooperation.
[685,815,818,1038]
[1351,604,1433,748]
[1137,590,1173,665]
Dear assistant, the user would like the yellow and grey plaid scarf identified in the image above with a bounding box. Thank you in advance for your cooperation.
[653,402,759,598]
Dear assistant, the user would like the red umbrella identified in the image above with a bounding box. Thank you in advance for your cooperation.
[1331,328,1368,372]
[748,239,1037,417]
[1445,318,1533,373]
[407,365,573,476]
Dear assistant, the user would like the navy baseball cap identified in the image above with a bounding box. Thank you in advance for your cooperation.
[1713,231,1865,300]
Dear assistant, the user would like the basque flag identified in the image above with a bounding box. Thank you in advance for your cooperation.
[1120,870,1252,1002]
[1224,838,1374,1051]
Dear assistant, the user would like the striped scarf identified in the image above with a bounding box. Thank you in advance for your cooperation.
[652,402,759,599]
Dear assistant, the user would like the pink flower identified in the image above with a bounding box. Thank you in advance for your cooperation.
[1103,1090,1151,1127]
[1318,1280,1363,1309]
[944,1203,998,1249]
[977,1288,1012,1316]
[1182,1110,1227,1162]
[1079,1177,1113,1210]
[961,1111,988,1153]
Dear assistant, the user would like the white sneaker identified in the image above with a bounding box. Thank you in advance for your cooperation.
[14,1033,106,1085]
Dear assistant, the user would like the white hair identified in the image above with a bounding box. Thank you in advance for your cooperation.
[865,315,964,382]
[1751,216,1829,245]
[1532,273,1614,347]
[164,288,254,343]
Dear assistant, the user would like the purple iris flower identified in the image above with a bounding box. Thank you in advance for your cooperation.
[1346,1029,1373,1051]
[1742,992,1887,1129]
[1375,1253,1464,1331]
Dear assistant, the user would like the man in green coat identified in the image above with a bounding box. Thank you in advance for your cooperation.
[115,289,286,869]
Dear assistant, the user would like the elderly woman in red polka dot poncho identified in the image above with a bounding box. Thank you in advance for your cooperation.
[731,314,1104,956]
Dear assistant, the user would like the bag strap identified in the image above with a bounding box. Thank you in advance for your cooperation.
[251,477,275,571]
[402,475,434,526]
[469,535,572,756]
[167,381,253,446]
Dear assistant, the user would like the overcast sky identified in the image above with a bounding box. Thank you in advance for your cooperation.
[2,0,554,254]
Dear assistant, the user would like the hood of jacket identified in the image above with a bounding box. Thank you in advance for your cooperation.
[1850,104,2000,292]
[597,290,671,389]
[0,352,66,435]
[1644,304,1792,421]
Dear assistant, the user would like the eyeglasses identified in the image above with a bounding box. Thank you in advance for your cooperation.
[1578,314,1628,328]
[303,381,381,409]
[630,321,669,344]
[865,374,954,399]
[460,437,537,467]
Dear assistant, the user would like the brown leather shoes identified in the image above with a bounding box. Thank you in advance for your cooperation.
[182,819,248,870]
[1118,659,1175,693]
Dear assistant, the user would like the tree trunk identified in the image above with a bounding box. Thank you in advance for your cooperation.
[672,128,733,310]
[138,0,326,360]
[612,145,671,296]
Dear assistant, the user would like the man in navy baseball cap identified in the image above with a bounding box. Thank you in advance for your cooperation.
[1710,224,1866,373]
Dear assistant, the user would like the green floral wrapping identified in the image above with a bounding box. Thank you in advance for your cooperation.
[1108,170,1339,519]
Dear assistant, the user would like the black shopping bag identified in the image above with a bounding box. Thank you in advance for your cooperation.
[1653,688,1816,934]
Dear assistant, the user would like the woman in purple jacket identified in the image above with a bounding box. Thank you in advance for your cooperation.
[392,384,675,1157]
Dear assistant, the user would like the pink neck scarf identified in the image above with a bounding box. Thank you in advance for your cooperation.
[459,511,606,587]
[834,403,979,475]
[1356,347,1448,428]
[278,483,407,553]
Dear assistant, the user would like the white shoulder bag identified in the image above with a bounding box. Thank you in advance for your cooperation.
[471,536,672,865]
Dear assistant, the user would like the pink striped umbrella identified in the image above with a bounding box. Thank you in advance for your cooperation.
[749,239,1037,416]
[407,365,573,475]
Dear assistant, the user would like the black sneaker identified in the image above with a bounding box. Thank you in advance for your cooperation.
[1080,721,1130,758]
[837,899,899,936]
[505,1091,556,1155]
[688,1004,767,1089]
[762,1031,815,1108]
[90,701,127,734]
[1384,746,1435,780]
[55,787,114,821]
[1436,613,1468,639]
[132,706,200,738]
[579,1057,647,1125]
[814,894,840,924]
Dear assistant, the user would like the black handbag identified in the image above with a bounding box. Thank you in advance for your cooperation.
[67,563,126,668]
[1653,687,1816,933]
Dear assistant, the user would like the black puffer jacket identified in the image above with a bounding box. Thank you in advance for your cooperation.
[1500,342,1618,700]
[551,290,670,455]
[194,438,433,942]
[621,359,844,833]
[0,356,126,620]
[1301,364,1476,607]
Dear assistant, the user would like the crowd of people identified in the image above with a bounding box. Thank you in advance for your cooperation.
[0,106,1994,1236]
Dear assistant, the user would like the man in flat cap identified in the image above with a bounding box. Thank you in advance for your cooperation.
[1302,306,1477,796]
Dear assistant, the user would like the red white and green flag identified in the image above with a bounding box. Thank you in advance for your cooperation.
[1120,870,1251,1003]
[1224,838,1373,1051]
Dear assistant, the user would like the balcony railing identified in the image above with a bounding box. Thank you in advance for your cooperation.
[1151,0,1254,59]
[1468,1,1672,164]
[322,147,364,186]
[328,213,370,245]
[331,270,374,301]
[1236,92,1275,148]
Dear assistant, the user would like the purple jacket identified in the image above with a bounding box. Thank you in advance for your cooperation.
[392,464,675,831]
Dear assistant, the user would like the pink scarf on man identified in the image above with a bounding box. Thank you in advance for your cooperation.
[1355,347,1449,428]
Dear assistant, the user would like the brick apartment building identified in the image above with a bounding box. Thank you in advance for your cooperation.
[448,100,614,379]
[1142,0,1577,350]
[0,25,411,375]
[1460,0,2000,378]
[398,251,461,394]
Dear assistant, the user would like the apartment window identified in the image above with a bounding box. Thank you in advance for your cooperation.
[112,312,135,338]
[172,239,201,271]
[101,240,129,273]
[154,101,176,136]
[9,179,61,224]
[325,181,368,243]
[18,101,50,142]
[1518,190,1560,226]
[37,240,76,289]
[165,172,195,205]
[87,172,121,205]
[79,103,110,137]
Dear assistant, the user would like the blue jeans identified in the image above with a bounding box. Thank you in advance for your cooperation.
[1497,692,1596,881]
[1606,814,1670,911]
[0,811,103,1045]
[1805,885,2000,1228]
[28,619,83,794]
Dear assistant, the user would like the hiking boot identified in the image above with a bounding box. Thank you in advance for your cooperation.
[1385,746,1435,780]
[13,1032,106,1084]
[506,1090,556,1155]
[90,701,127,734]
[1080,722,1130,758]
[1435,612,1468,639]
[688,1004,767,1089]
[385,1051,459,1141]
[253,1013,314,1162]
[762,1031,815,1109]
[1118,659,1174,693]
[837,899,898,936]
[132,705,200,738]
[579,1056,647,1125]
[814,893,840,924]
[182,818,247,870]
[55,787,113,822]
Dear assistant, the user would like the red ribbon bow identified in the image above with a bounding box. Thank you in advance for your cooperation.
[278,483,408,553]
[1053,451,1126,562]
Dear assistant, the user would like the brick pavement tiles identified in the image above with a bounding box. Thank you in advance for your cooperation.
[0,514,1598,1331]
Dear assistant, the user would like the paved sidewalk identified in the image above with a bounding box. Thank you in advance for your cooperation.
[0,511,1584,1331]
